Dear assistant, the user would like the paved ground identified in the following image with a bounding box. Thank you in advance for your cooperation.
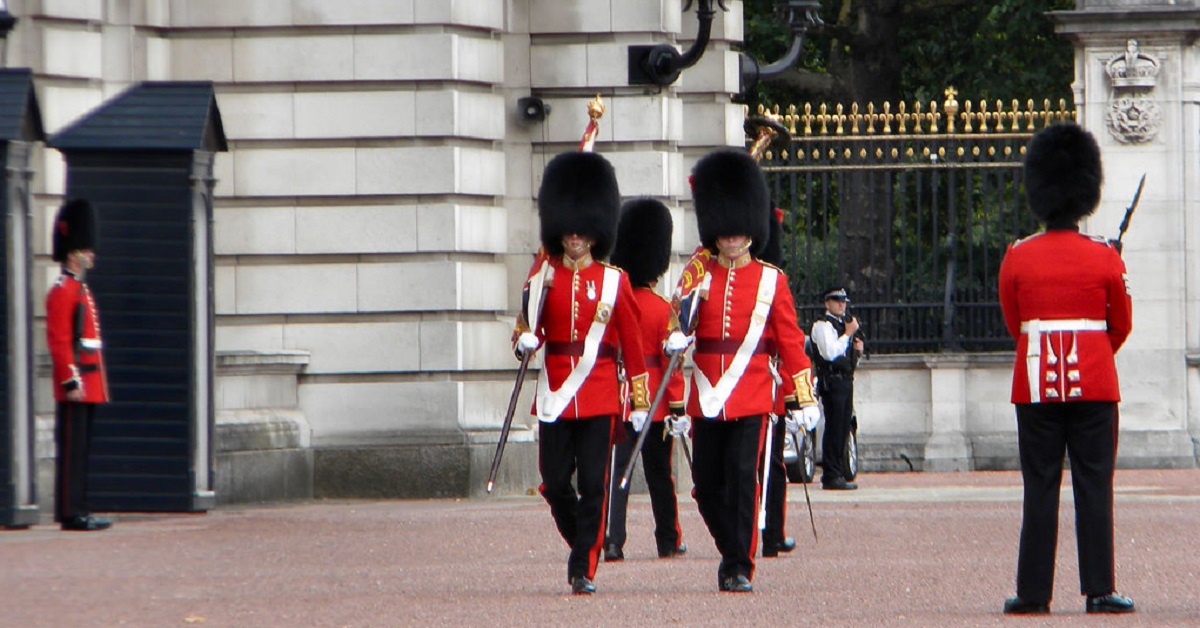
[3,469,1199,627]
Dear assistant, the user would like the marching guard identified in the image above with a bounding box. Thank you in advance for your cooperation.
[604,198,689,562]
[676,149,820,592]
[45,199,112,532]
[512,150,651,595]
[999,123,1135,615]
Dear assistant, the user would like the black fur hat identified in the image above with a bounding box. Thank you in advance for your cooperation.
[758,208,784,267]
[1024,122,1103,228]
[611,198,673,288]
[537,151,620,260]
[51,199,97,262]
[691,149,770,257]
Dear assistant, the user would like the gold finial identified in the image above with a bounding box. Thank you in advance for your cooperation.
[587,94,605,121]
[943,87,959,133]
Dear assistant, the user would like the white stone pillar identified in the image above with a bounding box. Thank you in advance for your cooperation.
[923,354,973,471]
[1052,2,1200,467]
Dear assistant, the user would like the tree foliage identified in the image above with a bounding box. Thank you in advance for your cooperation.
[741,0,1077,108]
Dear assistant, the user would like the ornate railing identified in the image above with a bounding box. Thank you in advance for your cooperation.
[756,88,1076,354]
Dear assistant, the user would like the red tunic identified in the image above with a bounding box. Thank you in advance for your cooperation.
[525,257,648,419]
[686,258,814,420]
[46,271,109,403]
[628,287,685,421]
[999,230,1132,404]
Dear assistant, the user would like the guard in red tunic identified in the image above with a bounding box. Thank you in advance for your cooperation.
[512,152,650,595]
[999,123,1135,615]
[759,209,800,557]
[603,198,688,562]
[45,199,112,532]
[677,150,820,593]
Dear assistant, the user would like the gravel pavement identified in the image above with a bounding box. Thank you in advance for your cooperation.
[3,469,1198,627]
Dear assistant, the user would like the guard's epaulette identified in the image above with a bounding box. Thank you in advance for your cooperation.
[598,260,630,276]
[647,290,671,305]
[1010,232,1046,249]
[1082,232,1116,248]
[759,259,785,273]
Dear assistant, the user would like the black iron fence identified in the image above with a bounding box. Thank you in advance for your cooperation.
[757,91,1074,354]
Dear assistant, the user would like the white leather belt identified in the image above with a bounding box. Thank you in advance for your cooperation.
[1021,318,1105,402]
[1020,319,1106,333]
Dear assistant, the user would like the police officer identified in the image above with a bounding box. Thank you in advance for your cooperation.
[999,123,1135,615]
[45,199,111,532]
[512,152,651,595]
[604,198,689,562]
[810,287,863,490]
[677,149,820,593]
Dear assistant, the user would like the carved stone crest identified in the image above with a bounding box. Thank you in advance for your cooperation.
[1104,39,1162,144]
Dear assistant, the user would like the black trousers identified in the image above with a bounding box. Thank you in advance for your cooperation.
[55,402,97,523]
[538,416,612,581]
[1014,401,1118,603]
[762,416,788,546]
[692,415,767,580]
[820,377,854,482]
[606,421,683,555]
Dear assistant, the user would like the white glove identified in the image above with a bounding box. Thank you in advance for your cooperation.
[784,412,801,435]
[630,410,649,433]
[516,332,540,355]
[664,331,691,353]
[667,415,691,437]
[798,404,821,431]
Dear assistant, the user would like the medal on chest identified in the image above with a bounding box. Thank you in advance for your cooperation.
[586,280,597,301]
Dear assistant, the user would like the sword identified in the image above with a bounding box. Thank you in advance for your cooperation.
[486,261,553,494]
[792,430,818,542]
[757,414,776,530]
[1113,173,1145,254]
[619,349,684,490]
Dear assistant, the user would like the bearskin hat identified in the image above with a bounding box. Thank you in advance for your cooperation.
[537,151,620,260]
[1024,122,1103,228]
[51,199,97,262]
[758,207,785,267]
[691,149,770,257]
[611,198,673,288]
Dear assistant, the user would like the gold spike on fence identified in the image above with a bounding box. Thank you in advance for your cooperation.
[752,87,1076,171]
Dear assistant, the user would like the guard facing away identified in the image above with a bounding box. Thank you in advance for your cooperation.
[45,199,111,532]
[604,198,689,563]
[999,123,1135,615]
[810,286,864,491]
[512,151,651,595]
[676,150,820,593]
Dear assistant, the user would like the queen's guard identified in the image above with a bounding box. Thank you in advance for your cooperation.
[45,199,111,532]
[604,198,689,562]
[999,123,1135,615]
[511,149,651,596]
[675,149,820,592]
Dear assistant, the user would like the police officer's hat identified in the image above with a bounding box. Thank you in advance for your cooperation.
[1024,122,1103,228]
[611,198,672,288]
[822,287,849,302]
[758,208,784,267]
[691,149,770,258]
[51,199,97,262]
[537,151,620,260]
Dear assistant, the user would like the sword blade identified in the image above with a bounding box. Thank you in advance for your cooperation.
[619,350,683,490]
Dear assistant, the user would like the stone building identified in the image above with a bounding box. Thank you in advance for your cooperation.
[3,0,1198,511]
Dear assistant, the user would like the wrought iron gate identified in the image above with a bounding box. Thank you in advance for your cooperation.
[757,90,1075,354]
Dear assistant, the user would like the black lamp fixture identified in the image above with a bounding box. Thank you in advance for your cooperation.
[0,0,17,69]
[628,0,822,92]
[739,0,823,94]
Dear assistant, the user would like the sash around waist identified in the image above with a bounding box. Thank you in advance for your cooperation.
[544,341,616,359]
[694,337,776,356]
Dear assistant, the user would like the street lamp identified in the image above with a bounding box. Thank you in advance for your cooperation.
[627,0,822,90]
[739,0,823,94]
